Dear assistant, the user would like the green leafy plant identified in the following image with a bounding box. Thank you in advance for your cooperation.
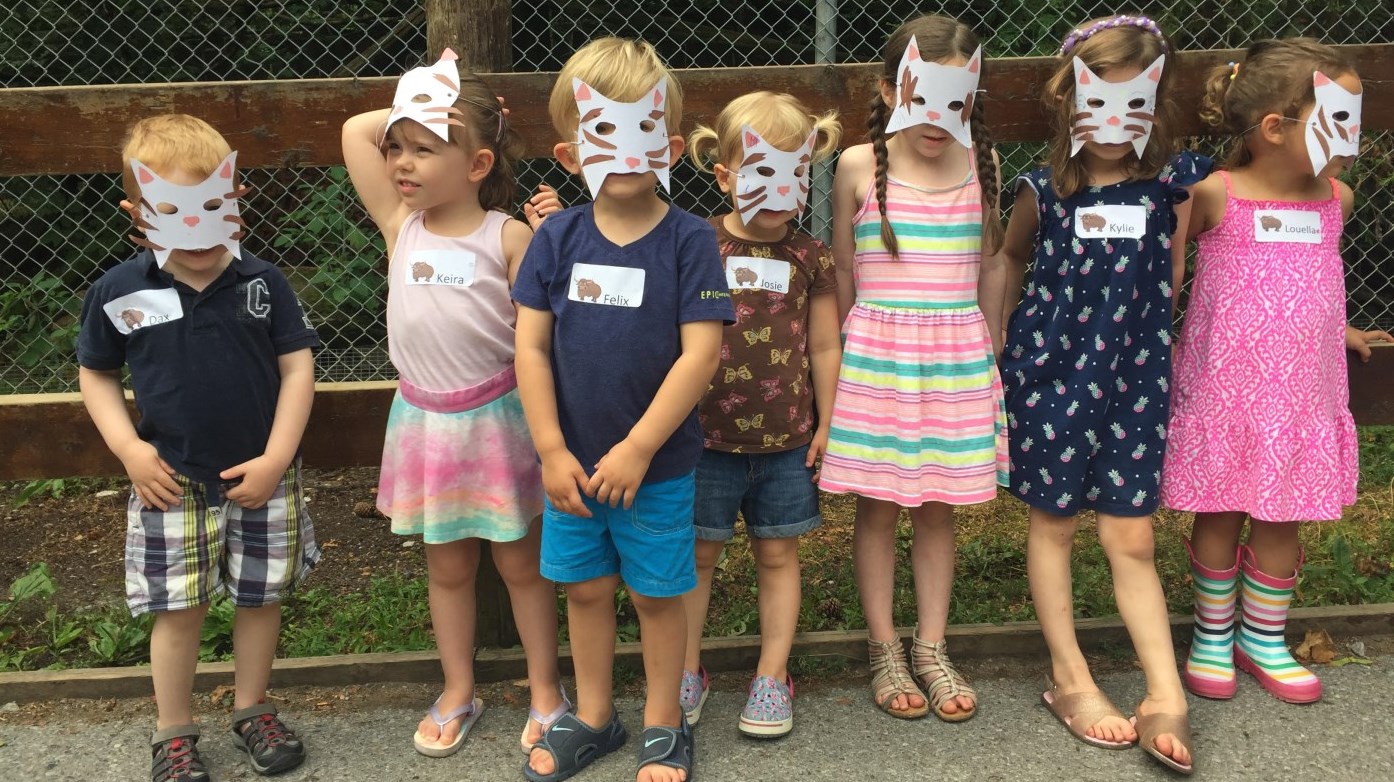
[13,477,67,508]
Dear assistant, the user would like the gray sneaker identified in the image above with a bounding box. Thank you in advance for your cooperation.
[151,724,210,782]
[231,703,306,775]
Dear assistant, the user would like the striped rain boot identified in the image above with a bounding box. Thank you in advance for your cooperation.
[1182,538,1239,699]
[1233,545,1322,704]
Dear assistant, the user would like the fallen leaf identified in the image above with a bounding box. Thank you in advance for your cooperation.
[835,696,853,706]
[1294,629,1337,665]
[209,685,235,705]
[510,679,530,689]
[320,539,340,549]
[1330,656,1373,668]
[501,691,517,704]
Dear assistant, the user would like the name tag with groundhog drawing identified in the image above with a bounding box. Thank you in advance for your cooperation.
[1073,204,1146,240]
[404,249,476,286]
[103,288,183,335]
[725,256,791,294]
[568,263,646,308]
[1252,209,1322,244]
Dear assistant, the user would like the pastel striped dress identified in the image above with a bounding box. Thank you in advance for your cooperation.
[819,159,1007,506]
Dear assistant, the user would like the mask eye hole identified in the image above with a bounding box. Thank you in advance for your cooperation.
[1332,110,1350,122]
[595,122,615,135]
[1086,97,1106,109]
[639,119,656,132]
[202,199,222,211]
[755,166,776,177]
[793,165,806,177]
[948,100,965,111]
[1128,97,1147,110]
[156,202,178,215]
[411,93,432,103]
[911,96,926,106]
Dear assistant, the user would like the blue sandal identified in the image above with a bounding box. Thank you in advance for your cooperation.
[637,720,695,781]
[522,710,628,782]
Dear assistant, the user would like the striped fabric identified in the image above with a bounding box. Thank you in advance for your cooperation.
[1183,541,1238,698]
[1234,547,1321,702]
[820,169,1007,506]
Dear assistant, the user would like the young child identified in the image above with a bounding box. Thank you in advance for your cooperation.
[1163,39,1391,706]
[340,51,566,757]
[78,115,320,781]
[680,92,843,737]
[512,37,734,782]
[998,15,1203,773]
[821,14,1005,723]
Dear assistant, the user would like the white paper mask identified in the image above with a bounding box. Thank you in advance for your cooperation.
[1070,55,1164,158]
[733,126,816,224]
[129,152,246,268]
[884,37,980,148]
[385,49,463,142]
[573,78,672,198]
[1304,70,1362,175]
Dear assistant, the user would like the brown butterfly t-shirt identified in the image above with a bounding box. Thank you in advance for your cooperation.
[698,217,837,453]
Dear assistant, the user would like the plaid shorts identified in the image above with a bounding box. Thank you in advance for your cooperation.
[124,462,320,616]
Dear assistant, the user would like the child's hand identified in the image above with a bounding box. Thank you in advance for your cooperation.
[806,426,830,483]
[587,439,653,509]
[541,449,593,518]
[220,456,285,509]
[118,440,182,511]
[1346,326,1393,363]
[523,184,563,229]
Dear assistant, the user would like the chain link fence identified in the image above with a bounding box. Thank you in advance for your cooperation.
[2,1,1390,393]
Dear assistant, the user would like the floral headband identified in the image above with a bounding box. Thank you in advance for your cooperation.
[1058,15,1169,56]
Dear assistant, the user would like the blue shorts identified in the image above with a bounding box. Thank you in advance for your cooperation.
[539,471,696,598]
[693,444,822,542]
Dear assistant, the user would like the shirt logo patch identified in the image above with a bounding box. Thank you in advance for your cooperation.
[568,263,646,308]
[1073,204,1146,239]
[103,288,183,335]
[405,249,477,287]
[726,256,791,294]
[242,278,272,320]
[1253,209,1323,244]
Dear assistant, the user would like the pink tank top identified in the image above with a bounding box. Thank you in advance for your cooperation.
[386,210,517,410]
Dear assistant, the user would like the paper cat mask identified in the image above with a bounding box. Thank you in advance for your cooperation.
[1303,70,1362,175]
[128,152,247,268]
[733,125,816,224]
[884,36,981,149]
[573,78,672,198]
[1070,55,1164,157]
[386,49,464,142]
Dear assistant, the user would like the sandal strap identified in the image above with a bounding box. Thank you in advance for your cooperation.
[911,636,977,710]
[636,723,693,773]
[1133,712,1193,753]
[1048,687,1127,733]
[529,685,572,727]
[526,711,627,782]
[868,638,925,708]
[428,695,478,728]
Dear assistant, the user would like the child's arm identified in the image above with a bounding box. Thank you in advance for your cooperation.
[1337,180,1392,361]
[523,184,563,230]
[342,109,409,246]
[977,150,1007,359]
[806,291,841,479]
[1170,196,1193,319]
[78,367,182,510]
[515,304,593,517]
[502,218,534,286]
[1000,182,1040,332]
[586,320,723,509]
[831,146,872,326]
[221,348,314,509]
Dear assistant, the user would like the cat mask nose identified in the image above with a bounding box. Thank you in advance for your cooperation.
[625,157,641,169]
[925,110,941,121]
[1107,116,1122,126]
[777,185,791,196]
[183,216,200,227]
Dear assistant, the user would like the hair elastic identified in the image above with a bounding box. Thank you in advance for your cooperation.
[1058,15,1169,56]
[458,95,506,143]
[1228,61,1240,81]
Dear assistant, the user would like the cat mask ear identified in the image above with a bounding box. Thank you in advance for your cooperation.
[883,38,980,149]
[573,78,671,198]
[385,49,464,143]
[1070,54,1164,158]
[733,125,816,225]
[1304,70,1362,175]
[128,152,245,268]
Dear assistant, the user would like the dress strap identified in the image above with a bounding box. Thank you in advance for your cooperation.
[1326,176,1341,201]
[1215,169,1234,196]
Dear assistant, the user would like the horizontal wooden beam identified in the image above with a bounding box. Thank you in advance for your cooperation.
[2,346,1390,481]
[2,45,1389,176]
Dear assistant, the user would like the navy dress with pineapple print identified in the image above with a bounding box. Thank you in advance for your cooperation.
[1001,152,1211,517]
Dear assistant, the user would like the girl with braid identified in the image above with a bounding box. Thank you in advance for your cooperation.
[820,14,1006,723]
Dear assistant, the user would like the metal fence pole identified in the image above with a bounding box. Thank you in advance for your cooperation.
[811,0,838,244]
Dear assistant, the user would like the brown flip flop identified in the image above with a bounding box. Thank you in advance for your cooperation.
[1040,676,1135,750]
[1132,712,1195,775]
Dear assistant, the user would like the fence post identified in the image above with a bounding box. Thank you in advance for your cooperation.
[424,0,522,651]
[811,0,838,244]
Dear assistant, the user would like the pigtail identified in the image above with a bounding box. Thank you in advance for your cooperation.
[867,95,899,260]
[969,99,1004,255]
[810,111,843,162]
[687,124,722,172]
[480,118,524,213]
[1202,59,1250,169]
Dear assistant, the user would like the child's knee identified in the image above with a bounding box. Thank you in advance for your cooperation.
[751,537,799,570]
[628,590,681,615]
[567,577,618,606]
[1099,520,1156,562]
[694,540,724,572]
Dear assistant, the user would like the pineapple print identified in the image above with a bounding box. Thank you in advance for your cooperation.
[1104,239,1115,255]
[1102,286,1111,302]
[1085,429,1099,449]
[1074,353,1088,371]
[1060,446,1077,463]
[1032,330,1045,348]
[1140,194,1155,213]
[1156,376,1169,393]
[1157,328,1172,346]
[1133,396,1150,413]
[1159,233,1172,249]
[1115,376,1128,392]
[1072,238,1084,256]
[1026,281,1036,297]
[1131,490,1149,507]
[1086,486,1102,501]
[1025,391,1042,408]
[1044,239,1055,256]
[1007,412,1018,430]
[1112,304,1128,323]
[1087,382,1103,400]
[1141,302,1153,319]
[1056,493,1073,509]
[1066,400,1080,417]
[1095,334,1106,351]
[1155,423,1167,440]
[1158,280,1172,298]
[1107,469,1125,487]
[1056,258,1070,276]
[1123,332,1133,347]
[1077,306,1094,323]
[1114,255,1131,273]
[1026,304,1039,317]
[1021,436,1035,452]
[1109,355,1120,372]
[1011,344,1024,359]
[1041,288,1054,303]
[1065,285,1075,303]
[1043,422,1056,441]
[1053,379,1067,395]
[1135,348,1151,366]
[1132,444,1147,460]
[1132,285,1140,300]
[1034,351,1051,367]
[1081,258,1095,275]
[1055,203,1067,218]
[1019,481,1033,495]
[1059,334,1072,350]
[1015,370,1026,386]
[1110,422,1126,440]
[1039,467,1054,485]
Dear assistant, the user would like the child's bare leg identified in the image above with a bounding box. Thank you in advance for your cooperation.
[854,496,924,712]
[527,575,618,777]
[682,539,725,672]
[417,538,480,743]
[150,604,210,730]
[1028,508,1133,743]
[1191,511,1247,570]
[1097,513,1189,766]
[232,603,281,710]
[633,589,687,782]
[1245,518,1301,576]
[907,501,972,714]
[751,536,800,680]
[492,522,564,745]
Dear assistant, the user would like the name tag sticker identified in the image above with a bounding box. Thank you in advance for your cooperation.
[726,256,791,294]
[1073,204,1147,239]
[103,288,183,335]
[405,249,476,286]
[568,263,646,308]
[1253,210,1322,244]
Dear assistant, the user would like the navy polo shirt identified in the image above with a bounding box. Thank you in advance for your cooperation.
[512,203,734,483]
[77,250,319,484]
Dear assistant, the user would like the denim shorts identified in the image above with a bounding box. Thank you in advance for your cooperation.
[693,444,822,542]
[539,471,696,598]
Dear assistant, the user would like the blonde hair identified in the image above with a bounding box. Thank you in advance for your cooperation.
[120,115,231,202]
[1043,18,1177,199]
[869,15,1003,257]
[1200,37,1354,169]
[548,37,683,140]
[687,91,841,174]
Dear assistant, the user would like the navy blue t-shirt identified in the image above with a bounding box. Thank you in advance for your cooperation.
[512,204,735,483]
[77,250,320,484]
